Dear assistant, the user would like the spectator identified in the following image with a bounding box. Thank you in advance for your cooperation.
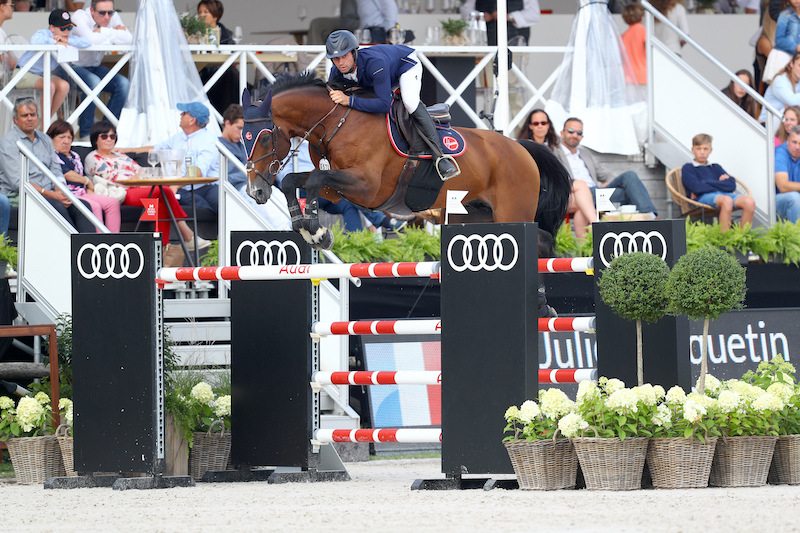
[554,117,658,216]
[722,69,759,119]
[776,105,800,145]
[775,124,800,221]
[308,0,360,45]
[681,133,755,233]
[0,0,15,73]
[46,119,120,231]
[218,104,291,230]
[154,102,220,214]
[357,0,398,45]
[461,0,540,46]
[621,2,646,87]
[755,0,783,89]
[14,9,91,120]
[650,0,689,56]
[68,0,132,140]
[759,50,800,130]
[774,0,800,56]
[518,109,595,240]
[0,98,90,233]
[196,0,240,116]
[85,120,208,248]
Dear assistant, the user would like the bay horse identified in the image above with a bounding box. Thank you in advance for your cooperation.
[243,71,570,250]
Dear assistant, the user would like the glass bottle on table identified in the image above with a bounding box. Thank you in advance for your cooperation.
[185,139,198,178]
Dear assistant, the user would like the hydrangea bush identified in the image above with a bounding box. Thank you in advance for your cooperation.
[189,382,231,434]
[503,388,580,441]
[0,392,54,440]
[573,378,661,440]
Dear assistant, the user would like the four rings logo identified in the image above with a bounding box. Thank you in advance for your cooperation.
[236,240,301,266]
[598,230,668,267]
[77,243,145,280]
[446,233,519,272]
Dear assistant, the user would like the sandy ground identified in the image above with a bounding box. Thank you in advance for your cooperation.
[3,458,800,532]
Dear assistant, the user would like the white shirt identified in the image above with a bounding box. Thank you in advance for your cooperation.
[653,3,689,56]
[70,7,133,68]
[560,144,596,188]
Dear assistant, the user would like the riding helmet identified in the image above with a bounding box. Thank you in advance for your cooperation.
[326,30,359,59]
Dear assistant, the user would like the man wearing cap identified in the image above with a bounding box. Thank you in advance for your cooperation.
[14,9,91,121]
[154,102,220,214]
[68,0,132,140]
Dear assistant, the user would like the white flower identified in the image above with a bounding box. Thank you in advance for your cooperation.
[653,385,666,400]
[214,395,231,418]
[0,396,13,410]
[557,412,588,438]
[65,403,73,427]
[518,400,541,423]
[190,382,215,405]
[58,398,73,410]
[682,399,707,424]
[727,380,764,402]
[15,396,45,433]
[651,403,673,427]
[687,392,717,411]
[504,405,520,422]
[604,378,625,395]
[633,384,658,407]
[752,393,784,413]
[34,391,50,405]
[539,389,574,419]
[606,388,639,415]
[699,374,722,395]
[717,390,742,413]
[767,382,794,404]
[665,386,686,406]
[576,380,599,406]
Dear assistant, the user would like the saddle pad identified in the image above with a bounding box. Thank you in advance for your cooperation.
[386,114,467,159]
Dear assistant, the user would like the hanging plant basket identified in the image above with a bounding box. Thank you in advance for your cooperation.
[188,420,231,481]
[709,435,778,487]
[572,436,649,490]
[504,438,578,490]
[646,436,717,489]
[768,434,800,485]
[6,435,65,485]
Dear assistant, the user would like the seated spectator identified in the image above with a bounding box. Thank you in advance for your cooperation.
[46,119,121,231]
[85,120,209,248]
[0,98,89,233]
[775,125,800,222]
[555,117,658,217]
[681,133,755,233]
[776,105,800,146]
[518,108,559,151]
[759,51,800,130]
[722,69,758,119]
[14,9,91,120]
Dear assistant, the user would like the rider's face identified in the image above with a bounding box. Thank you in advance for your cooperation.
[332,51,355,74]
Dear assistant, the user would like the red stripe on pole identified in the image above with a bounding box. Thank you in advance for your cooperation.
[219,266,241,280]
[348,264,370,278]
[375,372,398,385]
[376,429,398,442]
[173,267,195,281]
[395,263,420,276]
[375,321,398,334]
[352,322,375,335]
[329,323,351,335]
[350,372,375,385]
[331,430,352,442]
[371,263,396,277]
[539,369,576,383]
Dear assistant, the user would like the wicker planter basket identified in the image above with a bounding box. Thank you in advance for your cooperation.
[6,435,66,484]
[768,434,800,485]
[504,439,578,490]
[709,435,778,487]
[572,436,649,490]
[189,421,231,481]
[646,437,717,489]
[56,424,76,477]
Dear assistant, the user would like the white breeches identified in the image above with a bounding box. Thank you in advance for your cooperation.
[399,52,422,113]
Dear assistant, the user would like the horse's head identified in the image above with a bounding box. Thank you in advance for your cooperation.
[241,88,290,204]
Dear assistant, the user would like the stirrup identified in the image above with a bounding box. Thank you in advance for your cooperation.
[436,155,460,181]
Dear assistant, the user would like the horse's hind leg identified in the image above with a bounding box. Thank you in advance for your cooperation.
[280,172,310,232]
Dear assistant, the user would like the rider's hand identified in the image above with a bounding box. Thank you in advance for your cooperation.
[328,88,350,107]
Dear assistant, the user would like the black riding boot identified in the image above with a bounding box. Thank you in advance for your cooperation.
[410,103,460,180]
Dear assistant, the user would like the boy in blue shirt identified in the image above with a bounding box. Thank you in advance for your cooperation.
[681,133,755,232]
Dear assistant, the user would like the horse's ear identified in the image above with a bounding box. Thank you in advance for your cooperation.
[242,88,251,110]
[259,88,272,115]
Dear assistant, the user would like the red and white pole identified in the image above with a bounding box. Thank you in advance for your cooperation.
[312,371,442,386]
[538,257,593,273]
[538,368,597,384]
[311,319,442,336]
[314,428,442,443]
[538,317,596,333]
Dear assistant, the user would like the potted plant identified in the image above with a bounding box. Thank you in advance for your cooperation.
[667,247,746,394]
[502,388,581,490]
[440,18,469,46]
[0,392,64,484]
[183,381,231,480]
[597,252,670,386]
[180,13,211,44]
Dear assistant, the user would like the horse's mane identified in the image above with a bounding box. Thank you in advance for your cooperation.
[271,71,327,96]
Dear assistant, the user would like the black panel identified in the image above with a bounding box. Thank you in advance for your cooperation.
[229,232,313,468]
[71,233,160,473]
[441,223,538,475]
[593,220,691,390]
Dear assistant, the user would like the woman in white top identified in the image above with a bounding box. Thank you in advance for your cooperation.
[651,0,690,56]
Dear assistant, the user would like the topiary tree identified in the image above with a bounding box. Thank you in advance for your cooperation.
[597,252,670,386]
[667,247,747,394]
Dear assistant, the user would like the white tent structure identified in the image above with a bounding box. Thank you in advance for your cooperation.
[117,0,221,147]
[545,0,645,155]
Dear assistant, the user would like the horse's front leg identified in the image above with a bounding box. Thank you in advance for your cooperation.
[298,169,350,250]
[280,172,311,232]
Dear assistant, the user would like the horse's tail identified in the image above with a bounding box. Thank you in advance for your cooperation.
[517,139,571,238]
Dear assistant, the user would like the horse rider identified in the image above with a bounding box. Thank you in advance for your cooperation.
[326,29,460,180]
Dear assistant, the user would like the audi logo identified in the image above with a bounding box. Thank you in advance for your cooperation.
[77,243,145,280]
[446,233,518,272]
[236,240,301,266]
[598,230,668,267]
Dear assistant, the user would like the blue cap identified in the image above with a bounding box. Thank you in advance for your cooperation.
[177,102,209,126]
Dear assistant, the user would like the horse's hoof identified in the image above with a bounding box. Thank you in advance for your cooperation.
[316,228,334,251]
[298,228,314,245]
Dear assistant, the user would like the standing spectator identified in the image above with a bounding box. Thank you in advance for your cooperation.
[651,0,690,56]
[681,133,755,233]
[776,105,800,145]
[461,0,540,46]
[775,125,800,221]
[621,2,647,86]
[68,0,132,140]
[722,69,759,119]
[46,119,120,231]
[14,9,91,121]
[356,0,398,45]
[774,0,800,55]
[0,99,90,233]
[755,0,783,90]
[196,0,240,116]
[759,51,800,130]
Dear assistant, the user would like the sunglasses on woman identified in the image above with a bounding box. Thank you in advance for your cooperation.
[99,132,117,140]
[530,121,549,126]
